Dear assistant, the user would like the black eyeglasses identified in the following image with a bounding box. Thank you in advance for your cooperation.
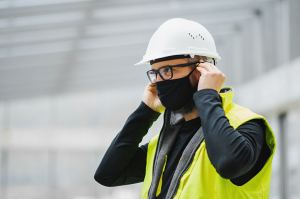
[146,61,200,83]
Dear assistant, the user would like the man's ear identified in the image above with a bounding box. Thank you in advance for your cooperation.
[193,68,200,80]
[190,69,200,87]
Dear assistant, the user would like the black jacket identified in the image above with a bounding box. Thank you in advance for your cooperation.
[94,89,271,198]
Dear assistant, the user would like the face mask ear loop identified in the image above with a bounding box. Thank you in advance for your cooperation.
[188,62,199,76]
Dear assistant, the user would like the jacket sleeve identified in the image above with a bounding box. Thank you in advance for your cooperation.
[193,89,269,183]
[94,101,161,187]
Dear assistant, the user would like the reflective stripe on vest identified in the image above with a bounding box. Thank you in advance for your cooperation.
[141,88,276,199]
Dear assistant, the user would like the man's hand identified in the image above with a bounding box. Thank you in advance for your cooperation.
[142,83,165,113]
[196,62,226,92]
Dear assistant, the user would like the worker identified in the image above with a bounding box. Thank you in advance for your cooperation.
[94,18,276,199]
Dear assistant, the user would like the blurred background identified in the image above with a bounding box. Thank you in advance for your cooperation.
[0,0,299,198]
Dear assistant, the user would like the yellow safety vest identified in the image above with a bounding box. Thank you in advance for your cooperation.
[141,88,276,199]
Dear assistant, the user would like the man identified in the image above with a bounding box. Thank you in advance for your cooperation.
[94,18,276,199]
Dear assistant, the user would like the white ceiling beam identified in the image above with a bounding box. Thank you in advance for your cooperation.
[0,0,164,17]
[0,0,273,33]
[0,0,272,18]
[0,13,248,58]
[0,17,238,49]
[0,27,236,70]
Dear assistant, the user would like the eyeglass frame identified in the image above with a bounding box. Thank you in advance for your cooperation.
[146,59,215,83]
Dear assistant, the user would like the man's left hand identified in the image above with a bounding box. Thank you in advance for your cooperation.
[196,62,226,92]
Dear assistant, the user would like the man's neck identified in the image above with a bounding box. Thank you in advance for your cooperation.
[183,107,199,121]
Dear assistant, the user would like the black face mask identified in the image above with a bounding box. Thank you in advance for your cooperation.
[156,69,197,111]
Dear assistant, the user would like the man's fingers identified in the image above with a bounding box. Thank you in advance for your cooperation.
[198,62,224,75]
[197,62,214,72]
[196,67,208,75]
[209,63,221,72]
[196,63,209,71]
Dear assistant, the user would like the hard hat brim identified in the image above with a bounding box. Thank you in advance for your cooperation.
[134,52,221,66]
[134,60,147,66]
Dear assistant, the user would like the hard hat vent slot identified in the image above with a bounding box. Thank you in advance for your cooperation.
[188,32,205,40]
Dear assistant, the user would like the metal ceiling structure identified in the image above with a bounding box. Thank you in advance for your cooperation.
[0,0,276,101]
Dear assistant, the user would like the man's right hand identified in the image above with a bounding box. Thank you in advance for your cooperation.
[142,83,165,113]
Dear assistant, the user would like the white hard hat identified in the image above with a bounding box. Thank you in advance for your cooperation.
[135,18,221,66]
